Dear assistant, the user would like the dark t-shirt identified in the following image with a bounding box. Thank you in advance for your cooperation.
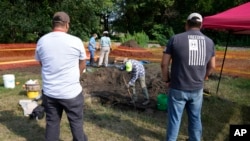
[164,30,215,91]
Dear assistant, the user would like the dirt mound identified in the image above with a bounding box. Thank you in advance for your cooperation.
[81,64,166,110]
[1,64,167,110]
[121,40,140,48]
[110,40,153,58]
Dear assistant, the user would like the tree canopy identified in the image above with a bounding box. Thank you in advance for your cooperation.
[0,0,249,44]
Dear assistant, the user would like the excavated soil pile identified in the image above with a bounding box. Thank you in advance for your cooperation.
[81,63,166,111]
[110,40,153,58]
[121,40,140,48]
[1,64,166,112]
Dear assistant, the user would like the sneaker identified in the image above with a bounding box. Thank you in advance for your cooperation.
[142,100,150,105]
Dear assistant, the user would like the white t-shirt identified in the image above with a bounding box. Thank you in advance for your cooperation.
[35,31,86,99]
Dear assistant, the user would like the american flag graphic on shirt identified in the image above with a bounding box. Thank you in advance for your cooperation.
[188,35,206,66]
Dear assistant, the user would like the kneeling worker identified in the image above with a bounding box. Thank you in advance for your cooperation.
[125,59,150,105]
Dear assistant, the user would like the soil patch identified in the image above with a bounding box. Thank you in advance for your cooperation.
[1,64,166,112]
[82,64,166,111]
[110,40,153,58]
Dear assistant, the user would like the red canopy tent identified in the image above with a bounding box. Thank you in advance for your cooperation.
[202,2,250,94]
[203,2,250,34]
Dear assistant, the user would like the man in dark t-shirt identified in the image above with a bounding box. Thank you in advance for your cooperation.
[161,13,216,141]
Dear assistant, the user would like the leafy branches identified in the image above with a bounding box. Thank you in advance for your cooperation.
[0,0,249,44]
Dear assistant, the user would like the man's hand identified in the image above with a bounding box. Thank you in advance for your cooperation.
[164,81,170,88]
[126,83,130,89]
[126,82,134,88]
[162,80,170,88]
[205,76,209,81]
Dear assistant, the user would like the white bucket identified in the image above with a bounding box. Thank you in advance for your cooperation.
[2,74,15,89]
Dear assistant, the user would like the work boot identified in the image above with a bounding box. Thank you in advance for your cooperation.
[142,100,150,105]
[130,94,138,103]
[130,91,137,104]
[142,87,150,105]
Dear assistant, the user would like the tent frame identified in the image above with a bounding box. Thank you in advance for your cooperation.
[216,32,231,95]
[203,2,250,95]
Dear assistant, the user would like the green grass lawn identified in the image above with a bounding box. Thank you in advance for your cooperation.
[0,68,250,141]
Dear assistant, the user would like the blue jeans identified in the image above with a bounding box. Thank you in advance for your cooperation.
[166,88,203,141]
[89,50,95,59]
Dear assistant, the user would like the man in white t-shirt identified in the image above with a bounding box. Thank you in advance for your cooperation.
[35,11,88,141]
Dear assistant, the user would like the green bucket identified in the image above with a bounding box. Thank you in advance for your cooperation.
[157,93,168,111]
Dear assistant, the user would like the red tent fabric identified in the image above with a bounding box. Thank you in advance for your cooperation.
[202,2,250,94]
[203,2,250,34]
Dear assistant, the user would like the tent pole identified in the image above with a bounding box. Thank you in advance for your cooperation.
[216,32,231,95]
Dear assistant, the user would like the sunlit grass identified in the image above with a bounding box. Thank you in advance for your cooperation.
[0,67,250,141]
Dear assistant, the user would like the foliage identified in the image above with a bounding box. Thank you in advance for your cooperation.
[134,31,149,48]
[120,31,149,48]
[0,0,249,46]
[150,24,174,46]
[113,0,175,39]
[155,35,168,46]
[120,32,133,43]
[0,0,115,43]
[215,44,225,51]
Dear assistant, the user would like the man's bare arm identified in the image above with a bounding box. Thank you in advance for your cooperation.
[161,53,171,82]
[79,60,86,76]
[205,56,216,80]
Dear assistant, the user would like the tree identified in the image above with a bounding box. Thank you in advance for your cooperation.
[0,0,116,42]
[0,0,249,44]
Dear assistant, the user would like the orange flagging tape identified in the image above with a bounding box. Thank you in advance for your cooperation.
[0,59,36,65]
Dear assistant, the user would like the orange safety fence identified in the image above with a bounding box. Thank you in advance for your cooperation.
[0,44,250,79]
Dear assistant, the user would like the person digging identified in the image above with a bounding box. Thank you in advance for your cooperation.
[124,59,150,105]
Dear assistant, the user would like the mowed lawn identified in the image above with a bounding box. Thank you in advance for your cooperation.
[0,65,250,141]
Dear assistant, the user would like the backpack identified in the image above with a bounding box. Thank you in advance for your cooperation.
[29,105,45,120]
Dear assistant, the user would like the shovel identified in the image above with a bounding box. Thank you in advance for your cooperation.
[122,75,136,109]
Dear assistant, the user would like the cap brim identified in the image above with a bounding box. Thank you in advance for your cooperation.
[126,67,132,72]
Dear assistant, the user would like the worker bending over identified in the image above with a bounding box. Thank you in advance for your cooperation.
[124,59,150,105]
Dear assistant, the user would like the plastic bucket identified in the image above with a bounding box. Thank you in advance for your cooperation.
[25,84,40,99]
[2,74,15,89]
[157,93,168,111]
[27,91,40,99]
